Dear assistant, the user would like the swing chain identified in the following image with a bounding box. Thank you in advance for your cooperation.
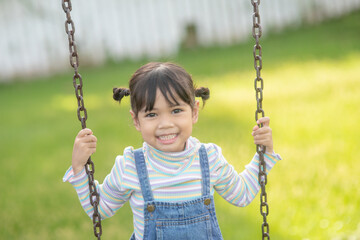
[62,0,102,239]
[251,0,270,239]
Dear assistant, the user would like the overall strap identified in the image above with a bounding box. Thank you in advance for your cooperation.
[134,148,154,202]
[199,145,210,196]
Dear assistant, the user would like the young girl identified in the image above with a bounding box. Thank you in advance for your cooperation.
[63,62,281,240]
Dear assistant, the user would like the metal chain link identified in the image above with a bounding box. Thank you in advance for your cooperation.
[61,0,102,239]
[251,0,270,239]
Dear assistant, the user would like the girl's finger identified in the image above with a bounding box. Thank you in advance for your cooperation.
[256,117,270,127]
[253,127,271,136]
[82,135,97,143]
[85,142,97,148]
[253,133,271,141]
[254,139,271,146]
[78,128,93,137]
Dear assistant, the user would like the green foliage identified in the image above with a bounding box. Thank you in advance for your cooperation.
[0,11,359,240]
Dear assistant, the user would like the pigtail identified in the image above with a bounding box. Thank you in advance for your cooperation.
[113,87,130,103]
[195,87,210,106]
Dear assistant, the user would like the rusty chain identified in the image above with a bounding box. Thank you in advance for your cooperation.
[61,0,102,239]
[251,0,270,239]
[60,1,268,239]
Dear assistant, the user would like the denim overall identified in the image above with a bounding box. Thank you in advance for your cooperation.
[130,145,223,240]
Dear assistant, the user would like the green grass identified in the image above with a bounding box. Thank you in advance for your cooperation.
[1,10,360,240]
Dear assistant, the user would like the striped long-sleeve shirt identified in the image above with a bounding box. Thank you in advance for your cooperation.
[63,137,281,239]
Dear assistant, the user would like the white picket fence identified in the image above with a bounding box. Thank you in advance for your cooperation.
[0,0,359,82]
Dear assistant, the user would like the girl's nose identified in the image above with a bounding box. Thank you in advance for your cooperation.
[158,116,174,129]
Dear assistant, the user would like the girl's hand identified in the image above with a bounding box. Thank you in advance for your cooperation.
[72,128,97,175]
[251,117,274,154]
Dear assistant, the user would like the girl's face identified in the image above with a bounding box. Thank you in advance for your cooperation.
[131,89,199,152]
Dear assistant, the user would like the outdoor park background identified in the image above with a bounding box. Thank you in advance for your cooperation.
[0,2,360,240]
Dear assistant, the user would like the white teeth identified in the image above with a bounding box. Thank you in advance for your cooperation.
[159,134,177,140]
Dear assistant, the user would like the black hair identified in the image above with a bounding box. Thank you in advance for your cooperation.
[113,62,210,117]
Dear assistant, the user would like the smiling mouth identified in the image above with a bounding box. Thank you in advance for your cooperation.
[156,134,179,145]
[158,134,177,141]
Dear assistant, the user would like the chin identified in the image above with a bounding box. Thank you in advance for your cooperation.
[159,146,180,152]
[157,143,185,152]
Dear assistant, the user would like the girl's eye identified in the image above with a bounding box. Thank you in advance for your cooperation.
[145,113,156,118]
[172,109,183,114]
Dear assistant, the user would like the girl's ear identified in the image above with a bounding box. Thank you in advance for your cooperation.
[192,100,200,124]
[130,110,141,131]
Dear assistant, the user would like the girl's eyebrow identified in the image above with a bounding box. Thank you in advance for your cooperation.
[169,101,186,107]
[141,101,186,112]
[168,103,180,107]
[141,108,157,112]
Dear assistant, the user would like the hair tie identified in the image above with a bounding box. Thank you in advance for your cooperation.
[195,87,210,100]
[113,87,130,103]
[195,87,210,107]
